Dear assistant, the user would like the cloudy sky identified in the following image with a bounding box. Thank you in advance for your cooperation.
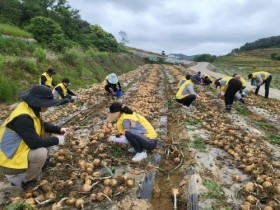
[68,0,280,56]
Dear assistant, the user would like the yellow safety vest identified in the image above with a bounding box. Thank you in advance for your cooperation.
[0,102,43,169]
[219,77,232,92]
[202,74,213,81]
[176,80,194,99]
[252,71,270,81]
[53,83,67,99]
[40,72,53,87]
[102,75,109,87]
[178,78,186,89]
[240,77,247,88]
[117,113,157,139]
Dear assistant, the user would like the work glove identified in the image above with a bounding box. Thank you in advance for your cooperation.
[108,135,128,144]
[60,128,71,135]
[241,92,245,97]
[71,96,77,100]
[56,135,65,145]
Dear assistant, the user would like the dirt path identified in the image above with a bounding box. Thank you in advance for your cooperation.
[189,62,280,100]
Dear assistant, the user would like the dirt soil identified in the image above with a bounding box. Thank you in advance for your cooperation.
[0,64,280,210]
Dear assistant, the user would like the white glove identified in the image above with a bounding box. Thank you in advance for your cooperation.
[71,96,77,100]
[108,135,128,144]
[60,127,71,135]
[56,135,65,145]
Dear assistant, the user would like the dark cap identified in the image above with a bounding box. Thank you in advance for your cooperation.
[19,85,61,107]
[62,78,70,83]
[46,68,57,75]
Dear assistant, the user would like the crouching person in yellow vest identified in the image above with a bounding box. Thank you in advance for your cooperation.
[201,74,213,85]
[215,77,242,112]
[0,85,71,189]
[176,75,197,108]
[106,102,158,162]
[103,73,122,95]
[53,78,77,105]
[39,68,57,88]
[248,71,272,98]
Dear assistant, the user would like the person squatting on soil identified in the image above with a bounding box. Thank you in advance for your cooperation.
[53,78,77,105]
[248,71,272,98]
[215,77,242,112]
[232,73,247,104]
[39,68,57,89]
[176,74,197,107]
[0,85,71,188]
[106,102,158,162]
[201,73,213,85]
[190,71,202,85]
[103,73,122,95]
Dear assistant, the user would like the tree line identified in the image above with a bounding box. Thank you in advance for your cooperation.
[231,36,280,54]
[0,0,121,52]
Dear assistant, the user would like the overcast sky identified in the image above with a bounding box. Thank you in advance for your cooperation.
[68,0,280,56]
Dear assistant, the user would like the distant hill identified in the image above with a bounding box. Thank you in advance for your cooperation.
[232,36,280,53]
[168,53,196,61]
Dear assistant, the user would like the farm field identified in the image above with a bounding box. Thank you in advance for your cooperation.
[214,49,280,90]
[0,64,280,210]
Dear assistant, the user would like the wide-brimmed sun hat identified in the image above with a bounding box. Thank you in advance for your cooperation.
[19,85,61,107]
[106,102,122,122]
[108,73,118,84]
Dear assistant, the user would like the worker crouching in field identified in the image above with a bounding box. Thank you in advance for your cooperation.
[201,74,213,85]
[53,78,77,105]
[215,77,242,112]
[107,102,158,162]
[39,68,57,88]
[176,75,197,108]
[248,71,272,98]
[103,73,122,95]
[0,85,70,188]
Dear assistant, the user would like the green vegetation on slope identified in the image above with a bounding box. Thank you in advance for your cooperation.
[213,49,280,89]
[0,23,33,38]
[0,37,145,103]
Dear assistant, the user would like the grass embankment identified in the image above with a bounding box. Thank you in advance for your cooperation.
[213,48,280,89]
[0,34,145,103]
[0,23,33,38]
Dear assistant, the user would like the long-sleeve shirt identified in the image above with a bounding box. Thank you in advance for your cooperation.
[40,75,56,87]
[6,115,61,149]
[255,73,271,86]
[181,83,196,96]
[54,86,76,99]
[107,80,121,90]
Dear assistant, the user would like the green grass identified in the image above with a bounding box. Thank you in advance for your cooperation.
[269,133,280,144]
[184,118,202,126]
[254,120,274,129]
[110,145,124,158]
[214,52,280,89]
[189,135,206,152]
[202,180,224,200]
[0,23,33,38]
[4,202,35,210]
[0,36,39,55]
[234,105,250,116]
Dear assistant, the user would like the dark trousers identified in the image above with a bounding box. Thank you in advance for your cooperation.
[105,84,117,93]
[176,94,196,107]
[202,78,212,85]
[125,130,157,153]
[224,79,242,109]
[255,75,272,98]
